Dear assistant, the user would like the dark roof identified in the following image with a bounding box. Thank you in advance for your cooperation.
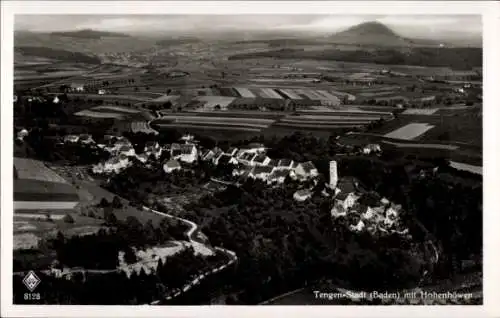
[300,161,317,173]
[119,145,133,152]
[337,177,358,194]
[270,169,289,178]
[336,192,349,201]
[295,189,312,196]
[268,159,278,167]
[172,149,182,156]
[248,142,264,148]
[171,143,181,150]
[180,144,195,154]
[145,141,158,147]
[202,149,214,158]
[241,153,256,161]
[253,154,268,164]
[118,154,129,161]
[226,147,237,153]
[278,158,292,167]
[252,165,273,175]
[218,154,234,165]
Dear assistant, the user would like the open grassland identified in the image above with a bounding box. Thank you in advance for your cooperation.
[74,110,127,119]
[384,123,436,140]
[194,96,236,109]
[91,105,141,114]
[449,161,483,175]
[14,157,69,184]
[402,108,439,115]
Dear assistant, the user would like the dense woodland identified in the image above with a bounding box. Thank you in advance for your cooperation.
[228,47,482,70]
[15,46,101,64]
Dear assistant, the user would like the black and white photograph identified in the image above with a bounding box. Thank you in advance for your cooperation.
[1,1,499,317]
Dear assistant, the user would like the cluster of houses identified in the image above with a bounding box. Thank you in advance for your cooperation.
[331,183,409,237]
[198,142,320,186]
[89,134,199,175]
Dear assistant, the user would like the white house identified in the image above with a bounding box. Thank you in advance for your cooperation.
[276,159,295,170]
[350,220,365,232]
[293,189,312,202]
[238,143,266,156]
[336,192,359,210]
[98,89,107,95]
[331,203,347,218]
[163,160,181,174]
[16,129,29,141]
[118,145,136,157]
[294,161,319,180]
[362,144,382,155]
[201,149,216,161]
[237,152,257,166]
[79,134,95,145]
[225,147,238,157]
[172,144,197,163]
[252,154,271,167]
[53,96,60,104]
[70,83,85,92]
[361,206,376,220]
[267,169,290,184]
[249,166,274,181]
[64,135,80,143]
[214,154,239,166]
[180,134,195,143]
[94,155,130,174]
[144,141,160,153]
[136,153,149,163]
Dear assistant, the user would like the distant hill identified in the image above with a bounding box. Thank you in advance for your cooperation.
[15,46,101,64]
[50,29,131,39]
[155,36,201,46]
[14,31,157,54]
[329,21,439,47]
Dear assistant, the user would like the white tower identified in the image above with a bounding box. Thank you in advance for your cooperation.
[329,160,338,188]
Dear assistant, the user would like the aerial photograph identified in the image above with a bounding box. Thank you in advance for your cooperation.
[12,14,482,305]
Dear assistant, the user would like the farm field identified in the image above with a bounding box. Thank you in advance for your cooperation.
[369,113,482,147]
[74,109,127,119]
[48,166,168,226]
[402,108,439,115]
[92,105,142,114]
[14,179,80,203]
[449,161,483,175]
[14,157,69,184]
[384,123,436,140]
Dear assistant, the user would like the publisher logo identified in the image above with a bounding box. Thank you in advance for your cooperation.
[22,271,41,292]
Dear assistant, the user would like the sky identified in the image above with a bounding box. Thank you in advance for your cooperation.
[14,15,482,39]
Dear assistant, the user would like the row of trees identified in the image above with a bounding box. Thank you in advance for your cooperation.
[13,247,229,305]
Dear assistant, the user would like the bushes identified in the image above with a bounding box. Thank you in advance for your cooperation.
[63,214,75,224]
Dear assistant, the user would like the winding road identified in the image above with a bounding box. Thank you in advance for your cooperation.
[15,205,238,305]
[142,206,238,304]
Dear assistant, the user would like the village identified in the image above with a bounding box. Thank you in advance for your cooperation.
[70,131,409,238]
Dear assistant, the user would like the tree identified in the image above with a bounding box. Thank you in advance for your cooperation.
[124,247,138,264]
[105,211,118,225]
[99,197,110,207]
[63,214,75,224]
[112,196,123,209]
